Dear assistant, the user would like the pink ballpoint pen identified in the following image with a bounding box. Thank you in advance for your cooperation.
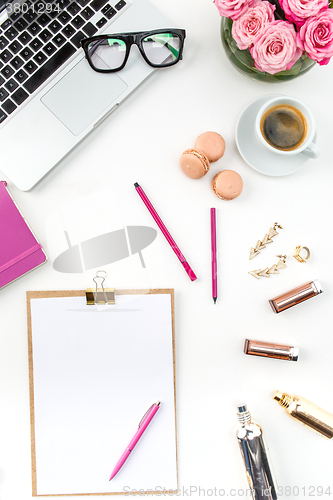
[134,183,197,281]
[109,401,161,481]
[211,208,217,304]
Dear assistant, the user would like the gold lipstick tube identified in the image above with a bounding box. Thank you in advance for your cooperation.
[273,391,333,439]
[244,339,298,361]
[269,280,323,313]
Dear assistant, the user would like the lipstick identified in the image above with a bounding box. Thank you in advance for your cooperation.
[269,280,323,313]
[244,339,298,361]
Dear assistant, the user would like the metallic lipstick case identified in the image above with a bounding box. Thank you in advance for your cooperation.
[269,279,323,313]
[244,339,298,361]
[236,405,278,500]
[273,391,333,439]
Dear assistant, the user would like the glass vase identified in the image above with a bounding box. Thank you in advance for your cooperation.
[220,17,316,83]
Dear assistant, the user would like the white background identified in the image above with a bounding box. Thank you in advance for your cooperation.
[1,0,333,499]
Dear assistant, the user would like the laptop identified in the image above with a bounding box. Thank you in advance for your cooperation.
[0,0,175,190]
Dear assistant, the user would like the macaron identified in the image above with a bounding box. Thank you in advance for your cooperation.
[195,132,225,162]
[212,170,243,200]
[180,149,210,179]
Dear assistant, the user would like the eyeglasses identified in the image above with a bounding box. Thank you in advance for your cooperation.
[81,29,186,73]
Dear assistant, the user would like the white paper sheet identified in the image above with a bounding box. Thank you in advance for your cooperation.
[29,293,177,495]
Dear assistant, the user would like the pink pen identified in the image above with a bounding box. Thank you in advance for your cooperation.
[211,208,217,304]
[109,401,161,481]
[134,183,197,281]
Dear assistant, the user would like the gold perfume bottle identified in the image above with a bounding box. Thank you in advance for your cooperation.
[273,391,333,439]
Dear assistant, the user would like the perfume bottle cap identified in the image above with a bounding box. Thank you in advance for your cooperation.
[238,404,247,413]
[273,390,283,403]
[273,391,292,408]
[237,405,252,424]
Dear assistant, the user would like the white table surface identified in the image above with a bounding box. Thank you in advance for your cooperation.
[1,0,333,498]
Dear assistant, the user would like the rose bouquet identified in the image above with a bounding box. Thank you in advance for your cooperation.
[215,0,333,79]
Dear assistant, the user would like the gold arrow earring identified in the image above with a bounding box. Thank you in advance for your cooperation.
[249,223,283,260]
[249,255,287,280]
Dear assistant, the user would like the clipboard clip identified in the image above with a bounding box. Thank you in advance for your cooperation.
[86,270,115,305]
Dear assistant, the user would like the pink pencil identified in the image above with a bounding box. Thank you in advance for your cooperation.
[134,183,197,281]
[109,402,160,480]
[211,208,217,304]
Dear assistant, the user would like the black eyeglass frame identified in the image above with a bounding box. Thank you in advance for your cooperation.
[81,28,186,73]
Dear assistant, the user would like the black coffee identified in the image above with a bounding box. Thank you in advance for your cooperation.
[260,104,307,151]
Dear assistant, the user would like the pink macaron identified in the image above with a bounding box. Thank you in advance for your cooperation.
[180,149,210,179]
[212,170,243,200]
[195,132,225,163]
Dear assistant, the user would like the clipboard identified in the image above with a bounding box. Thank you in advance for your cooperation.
[27,286,177,496]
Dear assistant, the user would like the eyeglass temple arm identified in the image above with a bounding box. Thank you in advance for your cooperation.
[165,42,180,58]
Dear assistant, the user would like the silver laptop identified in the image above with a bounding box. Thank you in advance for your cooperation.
[0,0,175,190]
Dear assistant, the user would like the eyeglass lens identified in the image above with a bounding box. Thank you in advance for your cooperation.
[141,33,181,65]
[87,32,181,71]
[88,38,127,71]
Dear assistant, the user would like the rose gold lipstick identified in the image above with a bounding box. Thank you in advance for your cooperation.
[244,339,299,361]
[269,279,323,313]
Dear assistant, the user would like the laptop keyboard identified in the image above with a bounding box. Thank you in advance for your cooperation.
[0,0,127,124]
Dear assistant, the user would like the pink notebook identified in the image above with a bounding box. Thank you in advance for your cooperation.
[0,181,47,290]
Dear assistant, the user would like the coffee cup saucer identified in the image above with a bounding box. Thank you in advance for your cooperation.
[235,95,317,176]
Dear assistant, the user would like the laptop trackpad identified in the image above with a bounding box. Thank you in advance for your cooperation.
[41,58,128,136]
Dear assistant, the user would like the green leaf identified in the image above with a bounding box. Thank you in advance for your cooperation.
[235,49,256,68]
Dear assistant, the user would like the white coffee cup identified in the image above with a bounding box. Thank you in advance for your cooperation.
[255,96,320,159]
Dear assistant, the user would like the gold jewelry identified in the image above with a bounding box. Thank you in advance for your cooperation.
[249,223,283,260]
[249,255,287,280]
[294,246,310,263]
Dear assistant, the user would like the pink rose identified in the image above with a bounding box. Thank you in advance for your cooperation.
[232,0,276,50]
[297,9,333,65]
[279,0,328,26]
[214,0,254,20]
[250,20,303,73]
